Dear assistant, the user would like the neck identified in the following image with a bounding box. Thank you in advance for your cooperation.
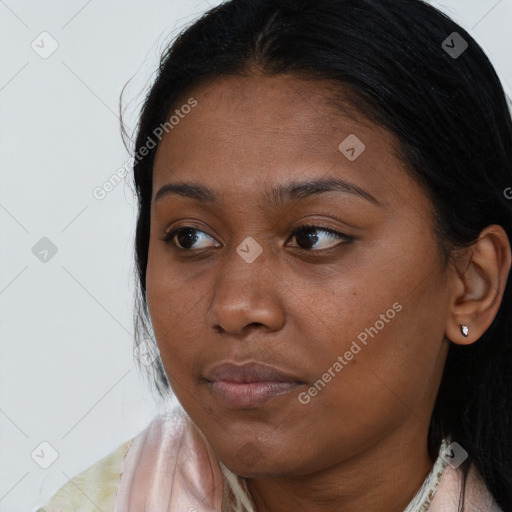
[244,426,436,512]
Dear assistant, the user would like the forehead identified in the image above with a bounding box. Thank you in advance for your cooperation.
[152,73,421,211]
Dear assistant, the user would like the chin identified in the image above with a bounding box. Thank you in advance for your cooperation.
[218,445,311,479]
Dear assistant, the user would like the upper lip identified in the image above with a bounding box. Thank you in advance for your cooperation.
[204,361,304,383]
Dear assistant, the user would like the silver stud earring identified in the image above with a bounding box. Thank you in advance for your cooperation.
[461,324,469,337]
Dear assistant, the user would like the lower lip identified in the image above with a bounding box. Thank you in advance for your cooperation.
[208,380,303,408]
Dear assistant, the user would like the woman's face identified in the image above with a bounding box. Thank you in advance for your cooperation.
[146,73,453,477]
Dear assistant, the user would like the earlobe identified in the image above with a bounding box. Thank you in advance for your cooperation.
[445,225,511,346]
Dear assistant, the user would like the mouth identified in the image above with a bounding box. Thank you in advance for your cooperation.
[204,361,305,409]
[208,380,304,408]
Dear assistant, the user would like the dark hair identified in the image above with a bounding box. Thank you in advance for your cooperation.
[125,0,512,509]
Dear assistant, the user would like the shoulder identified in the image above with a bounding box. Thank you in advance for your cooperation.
[35,410,193,512]
[464,463,504,512]
[35,437,134,512]
[430,462,504,512]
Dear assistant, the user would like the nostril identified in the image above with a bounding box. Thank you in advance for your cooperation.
[246,322,265,330]
[214,325,225,334]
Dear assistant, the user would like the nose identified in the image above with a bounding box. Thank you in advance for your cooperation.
[206,243,287,336]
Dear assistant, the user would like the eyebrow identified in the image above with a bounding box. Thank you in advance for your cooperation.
[154,177,382,208]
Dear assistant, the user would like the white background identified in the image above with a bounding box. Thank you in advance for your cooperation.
[0,1,511,510]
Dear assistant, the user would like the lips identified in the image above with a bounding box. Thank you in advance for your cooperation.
[204,361,303,383]
[204,361,305,408]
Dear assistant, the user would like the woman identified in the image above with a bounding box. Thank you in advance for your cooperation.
[37,0,512,510]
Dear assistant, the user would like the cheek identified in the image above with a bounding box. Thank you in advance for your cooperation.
[306,247,448,427]
[145,249,202,376]
[146,238,202,327]
[300,229,444,378]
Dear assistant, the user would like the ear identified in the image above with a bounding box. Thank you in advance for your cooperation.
[446,225,511,345]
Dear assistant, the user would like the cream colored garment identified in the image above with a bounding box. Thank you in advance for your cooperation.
[36,409,504,512]
[35,438,131,512]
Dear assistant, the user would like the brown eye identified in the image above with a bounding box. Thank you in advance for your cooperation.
[162,227,219,250]
[288,225,353,251]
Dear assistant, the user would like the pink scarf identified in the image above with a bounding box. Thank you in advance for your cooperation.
[113,409,226,511]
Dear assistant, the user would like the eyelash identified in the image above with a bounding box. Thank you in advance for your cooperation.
[160,223,354,253]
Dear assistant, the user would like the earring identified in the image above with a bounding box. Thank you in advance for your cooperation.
[460,324,469,337]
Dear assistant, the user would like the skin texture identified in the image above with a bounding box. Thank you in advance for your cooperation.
[145,72,511,512]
